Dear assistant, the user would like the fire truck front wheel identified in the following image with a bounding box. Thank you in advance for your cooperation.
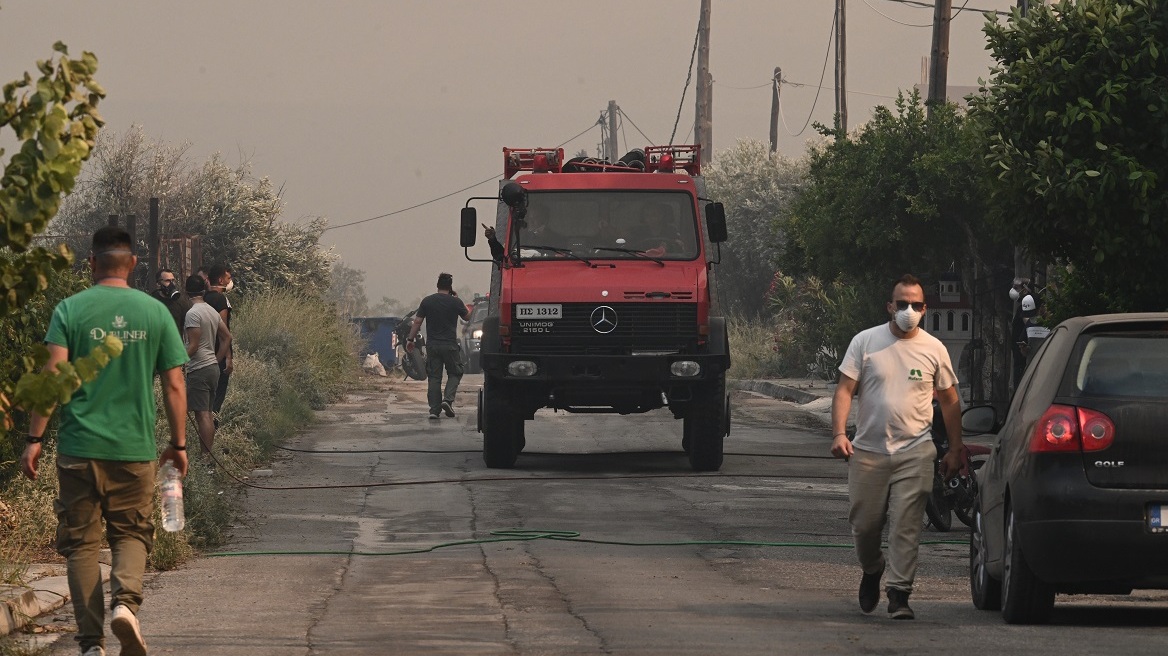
[683,377,728,472]
[482,376,523,468]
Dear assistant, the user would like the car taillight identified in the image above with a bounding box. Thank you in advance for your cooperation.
[1030,405,1079,453]
[1029,404,1115,453]
[1077,406,1115,452]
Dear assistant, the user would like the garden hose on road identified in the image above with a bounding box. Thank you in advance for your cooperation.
[206,528,968,558]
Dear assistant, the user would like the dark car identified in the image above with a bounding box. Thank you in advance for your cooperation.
[965,313,1168,624]
[460,296,489,374]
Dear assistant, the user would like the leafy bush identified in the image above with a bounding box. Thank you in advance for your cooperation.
[765,273,884,380]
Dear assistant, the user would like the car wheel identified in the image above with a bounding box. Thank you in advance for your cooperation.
[481,375,520,469]
[683,377,726,472]
[1001,506,1055,624]
[969,501,1001,610]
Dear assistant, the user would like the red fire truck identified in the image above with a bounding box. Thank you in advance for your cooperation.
[459,145,730,471]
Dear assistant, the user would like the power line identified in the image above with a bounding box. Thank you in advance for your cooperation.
[784,79,899,100]
[863,0,932,27]
[322,121,601,233]
[880,0,1007,17]
[784,7,837,138]
[669,12,702,146]
[617,108,656,146]
[714,80,772,90]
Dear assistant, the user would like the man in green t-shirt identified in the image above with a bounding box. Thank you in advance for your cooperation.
[21,227,189,656]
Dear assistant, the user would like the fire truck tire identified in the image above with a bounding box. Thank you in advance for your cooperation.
[684,377,727,471]
[482,376,521,468]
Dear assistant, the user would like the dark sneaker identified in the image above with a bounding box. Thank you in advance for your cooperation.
[428,412,440,420]
[441,400,455,418]
[859,567,884,613]
[887,588,915,620]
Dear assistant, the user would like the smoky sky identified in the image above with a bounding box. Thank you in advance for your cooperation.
[1,1,1014,307]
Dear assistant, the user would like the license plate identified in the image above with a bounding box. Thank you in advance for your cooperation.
[1150,504,1167,532]
[516,304,562,319]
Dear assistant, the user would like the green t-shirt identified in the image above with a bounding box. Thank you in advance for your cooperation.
[45,285,189,461]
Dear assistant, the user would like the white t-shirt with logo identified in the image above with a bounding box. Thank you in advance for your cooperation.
[839,323,958,455]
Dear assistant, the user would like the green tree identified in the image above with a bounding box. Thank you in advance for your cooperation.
[1,43,121,442]
[325,260,369,317]
[51,129,333,295]
[784,93,1013,392]
[703,139,806,315]
[970,0,1168,316]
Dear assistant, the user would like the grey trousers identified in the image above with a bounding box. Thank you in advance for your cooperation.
[847,440,936,594]
[426,344,464,414]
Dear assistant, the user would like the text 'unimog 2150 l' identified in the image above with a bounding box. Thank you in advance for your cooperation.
[460,145,730,471]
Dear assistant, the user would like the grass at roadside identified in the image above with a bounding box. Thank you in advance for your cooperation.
[727,315,786,380]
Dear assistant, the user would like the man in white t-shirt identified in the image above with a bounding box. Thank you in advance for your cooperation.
[183,275,231,452]
[830,274,964,620]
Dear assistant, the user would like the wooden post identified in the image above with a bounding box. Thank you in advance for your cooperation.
[928,0,953,119]
[835,0,847,133]
[769,67,781,154]
[148,197,160,286]
[607,100,619,161]
[694,0,712,160]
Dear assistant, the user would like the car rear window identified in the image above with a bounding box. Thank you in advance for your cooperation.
[1074,333,1168,397]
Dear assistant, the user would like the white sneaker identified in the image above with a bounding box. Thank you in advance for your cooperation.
[81,647,106,656]
[110,604,147,656]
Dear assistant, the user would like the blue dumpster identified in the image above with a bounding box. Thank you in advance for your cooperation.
[351,316,401,367]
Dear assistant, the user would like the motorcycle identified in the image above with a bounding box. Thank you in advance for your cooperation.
[924,400,992,531]
[393,311,428,382]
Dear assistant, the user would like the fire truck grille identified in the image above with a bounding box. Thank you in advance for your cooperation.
[510,303,698,355]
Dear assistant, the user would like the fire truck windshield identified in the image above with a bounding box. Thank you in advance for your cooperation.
[512,191,699,261]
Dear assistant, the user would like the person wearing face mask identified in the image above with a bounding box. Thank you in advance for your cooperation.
[829,274,964,621]
[203,263,234,418]
[151,268,192,334]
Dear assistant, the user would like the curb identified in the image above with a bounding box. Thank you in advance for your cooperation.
[729,379,825,405]
[1,553,110,637]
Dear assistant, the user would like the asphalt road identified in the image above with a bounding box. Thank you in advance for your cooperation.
[44,375,1168,655]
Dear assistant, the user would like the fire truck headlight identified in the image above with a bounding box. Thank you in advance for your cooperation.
[670,361,701,377]
[507,361,539,377]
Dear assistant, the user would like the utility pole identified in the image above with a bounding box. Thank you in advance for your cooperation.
[769,67,781,154]
[694,0,713,161]
[607,100,619,161]
[927,0,952,119]
[835,0,847,133]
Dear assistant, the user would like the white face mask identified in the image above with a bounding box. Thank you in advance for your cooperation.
[1008,287,1020,301]
[895,307,922,332]
[225,279,235,293]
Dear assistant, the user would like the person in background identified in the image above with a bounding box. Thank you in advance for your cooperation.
[203,263,234,418]
[21,226,189,656]
[405,272,469,420]
[151,268,191,335]
[184,274,231,452]
[829,274,964,621]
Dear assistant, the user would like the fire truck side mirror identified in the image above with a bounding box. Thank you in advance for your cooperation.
[460,207,478,248]
[705,202,728,243]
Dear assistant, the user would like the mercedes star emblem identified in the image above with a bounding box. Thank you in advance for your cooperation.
[590,306,618,334]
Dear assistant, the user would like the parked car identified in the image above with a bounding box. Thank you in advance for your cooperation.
[965,313,1168,624]
[460,296,489,374]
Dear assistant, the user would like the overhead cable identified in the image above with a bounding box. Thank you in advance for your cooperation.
[784,7,836,138]
[322,121,601,233]
[617,108,656,146]
[669,13,702,146]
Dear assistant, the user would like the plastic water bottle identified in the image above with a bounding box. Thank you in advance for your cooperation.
[159,461,185,532]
